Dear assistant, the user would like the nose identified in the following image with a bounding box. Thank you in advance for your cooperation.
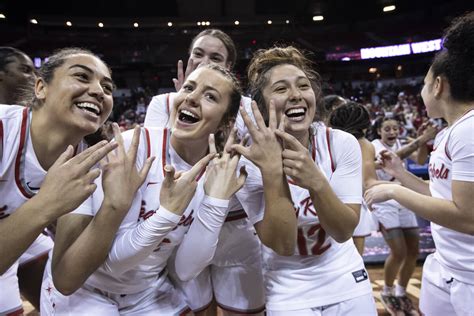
[289,86,302,102]
[185,90,199,106]
[89,80,105,102]
[200,56,211,66]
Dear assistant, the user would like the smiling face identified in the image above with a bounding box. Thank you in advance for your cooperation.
[262,64,316,135]
[1,53,36,104]
[172,67,233,143]
[378,119,400,146]
[188,35,230,69]
[36,54,114,136]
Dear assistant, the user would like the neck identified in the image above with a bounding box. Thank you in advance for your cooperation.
[442,100,474,126]
[170,135,209,166]
[30,108,84,170]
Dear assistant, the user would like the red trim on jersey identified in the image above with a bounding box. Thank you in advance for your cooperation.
[14,108,33,198]
[166,93,170,116]
[0,120,3,159]
[192,300,214,313]
[216,301,265,314]
[161,128,168,175]
[195,167,205,181]
[6,307,24,316]
[144,128,151,159]
[326,127,335,172]
[225,209,248,222]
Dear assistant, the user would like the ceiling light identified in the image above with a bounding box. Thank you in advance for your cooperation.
[0,14,6,19]
[312,15,324,21]
[197,22,201,25]
[206,21,210,26]
[98,22,104,28]
[286,20,290,24]
[369,67,377,73]
[66,21,72,26]
[267,20,272,25]
[133,22,139,28]
[383,5,396,12]
[234,20,239,25]
[167,22,173,27]
[30,19,38,24]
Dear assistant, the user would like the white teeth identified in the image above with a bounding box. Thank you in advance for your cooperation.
[286,108,306,115]
[76,102,100,115]
[181,109,198,119]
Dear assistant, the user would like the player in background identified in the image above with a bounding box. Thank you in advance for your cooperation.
[0,48,121,315]
[144,29,264,315]
[365,12,474,316]
[369,115,437,315]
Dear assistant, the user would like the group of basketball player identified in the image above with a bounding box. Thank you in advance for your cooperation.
[0,11,472,316]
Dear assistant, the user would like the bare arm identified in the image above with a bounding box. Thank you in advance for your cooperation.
[0,141,116,274]
[52,126,154,295]
[365,180,474,234]
[231,102,297,256]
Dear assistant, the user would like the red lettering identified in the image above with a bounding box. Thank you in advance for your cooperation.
[429,163,450,180]
[297,224,331,256]
[300,197,317,217]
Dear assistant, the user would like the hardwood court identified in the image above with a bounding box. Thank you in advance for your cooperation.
[22,264,423,315]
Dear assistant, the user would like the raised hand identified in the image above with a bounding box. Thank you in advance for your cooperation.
[159,153,216,215]
[34,138,118,217]
[274,125,321,190]
[364,183,399,210]
[204,129,247,200]
[172,59,196,92]
[101,124,155,212]
[417,121,438,141]
[379,149,405,177]
[230,100,283,174]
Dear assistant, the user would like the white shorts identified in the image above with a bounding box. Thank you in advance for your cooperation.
[353,202,376,237]
[41,273,189,316]
[0,262,23,315]
[168,218,265,314]
[266,293,377,316]
[372,202,418,231]
[420,254,474,316]
[19,233,53,266]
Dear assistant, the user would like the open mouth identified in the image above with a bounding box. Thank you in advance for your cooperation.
[75,102,101,116]
[285,107,307,122]
[178,109,200,124]
[387,136,397,142]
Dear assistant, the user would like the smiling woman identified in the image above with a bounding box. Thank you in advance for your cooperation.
[0,47,144,316]
[41,63,247,315]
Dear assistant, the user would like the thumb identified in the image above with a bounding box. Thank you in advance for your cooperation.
[163,165,176,187]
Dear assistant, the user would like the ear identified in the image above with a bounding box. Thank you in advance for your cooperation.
[35,78,47,101]
[433,76,444,99]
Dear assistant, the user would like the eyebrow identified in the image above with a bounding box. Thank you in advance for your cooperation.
[186,79,222,98]
[69,64,114,85]
[271,76,309,87]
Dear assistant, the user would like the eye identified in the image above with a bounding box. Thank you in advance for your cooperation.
[274,86,286,93]
[193,52,203,58]
[205,92,217,101]
[299,83,311,89]
[211,56,223,62]
[182,84,193,92]
[102,83,114,94]
[74,72,89,81]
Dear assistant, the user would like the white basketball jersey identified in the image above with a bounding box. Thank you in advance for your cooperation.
[238,124,372,310]
[428,110,474,284]
[79,127,206,294]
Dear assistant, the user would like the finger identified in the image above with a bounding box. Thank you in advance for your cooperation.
[274,129,302,151]
[172,79,180,92]
[251,100,267,131]
[229,144,251,160]
[138,156,156,182]
[174,171,183,180]
[84,168,101,184]
[268,100,277,130]
[185,58,195,77]
[223,128,237,157]
[239,105,259,137]
[69,140,107,164]
[278,114,286,132]
[186,153,215,181]
[177,60,184,83]
[282,158,299,169]
[127,125,142,163]
[236,166,248,189]
[52,145,75,167]
[163,165,176,188]
[208,134,217,156]
[112,122,126,157]
[78,141,118,171]
[281,149,300,160]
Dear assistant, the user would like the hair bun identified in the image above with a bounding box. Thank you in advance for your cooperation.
[443,12,474,57]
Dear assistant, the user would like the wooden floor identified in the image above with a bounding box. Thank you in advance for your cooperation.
[22,264,423,315]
